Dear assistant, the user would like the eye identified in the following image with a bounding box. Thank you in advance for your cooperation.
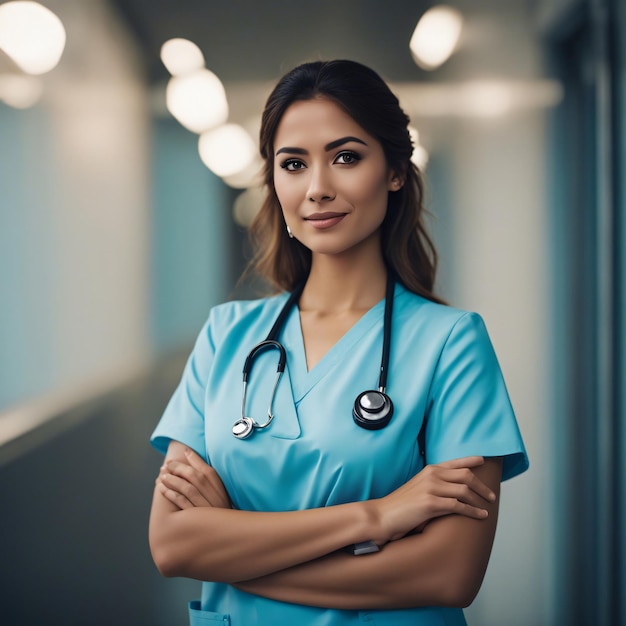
[280,158,306,172]
[334,151,362,165]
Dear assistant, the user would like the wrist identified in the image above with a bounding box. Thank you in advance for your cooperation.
[360,499,386,546]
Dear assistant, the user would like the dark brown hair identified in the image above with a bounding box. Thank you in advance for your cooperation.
[248,59,443,303]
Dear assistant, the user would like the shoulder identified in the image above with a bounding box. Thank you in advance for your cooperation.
[210,292,288,326]
[394,284,485,339]
[204,292,289,345]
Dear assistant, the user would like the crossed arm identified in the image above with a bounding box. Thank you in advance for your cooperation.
[149,440,502,609]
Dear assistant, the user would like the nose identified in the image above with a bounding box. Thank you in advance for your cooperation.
[307,166,336,203]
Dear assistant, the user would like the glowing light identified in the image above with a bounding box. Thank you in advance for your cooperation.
[166,68,228,133]
[233,186,265,227]
[461,81,512,117]
[0,72,42,108]
[408,126,429,170]
[0,1,66,75]
[198,124,257,178]
[160,38,204,76]
[412,144,429,170]
[410,5,463,71]
[222,155,263,189]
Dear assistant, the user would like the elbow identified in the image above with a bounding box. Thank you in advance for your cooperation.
[151,543,182,578]
[149,521,187,578]
[437,569,485,609]
[444,585,480,609]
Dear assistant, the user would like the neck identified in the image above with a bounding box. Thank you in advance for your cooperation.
[301,247,388,313]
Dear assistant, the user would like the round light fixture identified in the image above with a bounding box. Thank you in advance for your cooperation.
[0,1,66,75]
[198,123,257,178]
[166,68,229,133]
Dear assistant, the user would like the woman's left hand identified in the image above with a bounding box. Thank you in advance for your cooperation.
[157,447,232,510]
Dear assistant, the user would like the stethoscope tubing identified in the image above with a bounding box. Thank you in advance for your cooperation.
[233,274,395,439]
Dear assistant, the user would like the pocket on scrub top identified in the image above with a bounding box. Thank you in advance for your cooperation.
[188,600,230,625]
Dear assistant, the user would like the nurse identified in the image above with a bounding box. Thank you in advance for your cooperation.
[149,59,528,626]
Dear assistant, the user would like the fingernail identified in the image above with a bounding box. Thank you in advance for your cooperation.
[489,492,496,502]
[184,447,191,455]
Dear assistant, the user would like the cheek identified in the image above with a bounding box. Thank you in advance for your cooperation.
[354,175,390,212]
[274,179,301,214]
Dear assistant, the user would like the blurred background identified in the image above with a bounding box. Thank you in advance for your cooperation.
[0,0,623,624]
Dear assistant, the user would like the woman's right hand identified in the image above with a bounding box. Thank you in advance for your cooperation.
[372,456,496,544]
[157,446,232,511]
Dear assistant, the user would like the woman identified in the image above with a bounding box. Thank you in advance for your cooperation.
[149,59,528,626]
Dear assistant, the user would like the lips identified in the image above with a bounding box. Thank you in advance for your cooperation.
[304,212,347,229]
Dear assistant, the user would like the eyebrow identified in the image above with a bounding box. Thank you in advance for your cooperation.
[275,135,368,156]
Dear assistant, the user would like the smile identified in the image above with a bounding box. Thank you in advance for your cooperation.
[304,212,347,229]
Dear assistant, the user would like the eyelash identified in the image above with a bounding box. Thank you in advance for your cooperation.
[334,150,362,165]
[279,151,362,171]
[280,158,305,172]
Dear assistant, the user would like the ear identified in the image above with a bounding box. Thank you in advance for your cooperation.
[387,170,404,192]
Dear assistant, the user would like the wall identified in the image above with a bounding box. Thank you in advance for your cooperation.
[0,0,151,412]
[445,113,550,626]
[408,4,554,623]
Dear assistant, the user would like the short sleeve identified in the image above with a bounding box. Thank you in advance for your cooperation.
[425,312,529,481]
[150,315,215,459]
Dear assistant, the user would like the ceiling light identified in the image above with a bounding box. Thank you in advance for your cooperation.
[166,69,228,133]
[222,155,263,189]
[160,38,204,76]
[410,5,463,71]
[461,81,512,117]
[408,126,429,170]
[0,1,66,75]
[198,124,257,178]
[0,72,42,108]
[233,186,265,227]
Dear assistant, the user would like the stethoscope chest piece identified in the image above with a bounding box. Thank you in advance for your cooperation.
[232,417,255,439]
[353,390,394,430]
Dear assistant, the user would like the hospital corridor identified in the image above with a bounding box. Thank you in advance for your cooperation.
[0,1,624,624]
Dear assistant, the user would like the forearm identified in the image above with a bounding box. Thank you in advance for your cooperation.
[236,516,492,609]
[149,489,378,583]
[150,441,500,601]
[236,459,502,609]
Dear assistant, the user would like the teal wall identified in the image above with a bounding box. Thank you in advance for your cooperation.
[0,105,59,408]
[149,118,236,354]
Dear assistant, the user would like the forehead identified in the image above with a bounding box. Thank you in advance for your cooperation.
[274,97,376,149]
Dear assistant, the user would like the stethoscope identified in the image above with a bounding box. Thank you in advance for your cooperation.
[232,276,395,439]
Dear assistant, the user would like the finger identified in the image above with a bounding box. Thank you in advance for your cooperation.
[166,460,215,497]
[157,482,194,510]
[178,454,231,505]
[425,494,489,521]
[166,460,209,491]
[160,472,211,507]
[162,462,230,508]
[182,451,225,491]
[436,466,496,502]
[449,499,489,520]
[437,481,495,508]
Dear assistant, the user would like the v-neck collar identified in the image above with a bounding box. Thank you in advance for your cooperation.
[281,292,389,403]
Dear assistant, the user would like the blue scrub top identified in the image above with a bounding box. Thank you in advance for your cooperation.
[151,284,529,626]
